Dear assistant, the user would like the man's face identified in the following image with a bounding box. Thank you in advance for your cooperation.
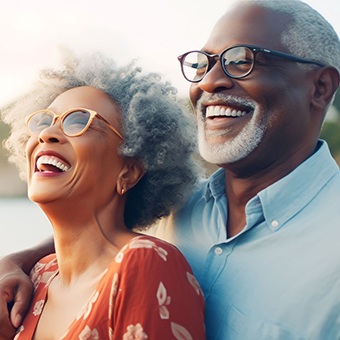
[189,4,315,170]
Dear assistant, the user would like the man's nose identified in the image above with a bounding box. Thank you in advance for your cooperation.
[197,61,234,93]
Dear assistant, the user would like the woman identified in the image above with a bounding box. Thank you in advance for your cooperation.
[2,50,205,339]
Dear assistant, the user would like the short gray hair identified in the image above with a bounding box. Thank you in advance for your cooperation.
[241,0,340,72]
[1,49,202,229]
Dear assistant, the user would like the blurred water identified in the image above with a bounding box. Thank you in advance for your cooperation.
[0,197,51,257]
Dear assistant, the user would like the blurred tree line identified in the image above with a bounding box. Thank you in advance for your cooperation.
[321,90,340,164]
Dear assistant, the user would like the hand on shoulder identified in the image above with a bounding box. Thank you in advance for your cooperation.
[0,254,34,337]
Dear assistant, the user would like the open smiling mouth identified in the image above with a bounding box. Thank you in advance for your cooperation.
[205,105,249,119]
[36,155,69,173]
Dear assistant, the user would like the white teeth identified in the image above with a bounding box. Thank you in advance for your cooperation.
[225,108,232,116]
[36,155,69,172]
[206,105,247,118]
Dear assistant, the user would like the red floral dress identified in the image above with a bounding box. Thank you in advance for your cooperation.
[14,235,205,339]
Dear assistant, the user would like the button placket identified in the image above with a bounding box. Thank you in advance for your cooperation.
[271,220,279,228]
[214,247,223,255]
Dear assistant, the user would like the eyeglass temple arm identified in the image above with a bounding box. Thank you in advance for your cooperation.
[96,115,124,140]
[106,124,124,140]
[261,48,324,67]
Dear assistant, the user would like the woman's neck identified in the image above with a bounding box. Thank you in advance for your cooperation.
[39,199,137,286]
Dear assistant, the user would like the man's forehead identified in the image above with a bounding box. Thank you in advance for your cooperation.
[202,4,291,53]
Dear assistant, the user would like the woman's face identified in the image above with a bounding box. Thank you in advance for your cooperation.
[26,86,125,205]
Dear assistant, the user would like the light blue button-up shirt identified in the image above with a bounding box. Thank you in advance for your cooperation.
[150,140,340,339]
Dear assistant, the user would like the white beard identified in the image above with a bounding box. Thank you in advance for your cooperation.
[196,94,267,164]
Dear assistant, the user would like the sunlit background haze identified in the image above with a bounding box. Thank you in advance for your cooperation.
[0,0,339,254]
[1,0,339,106]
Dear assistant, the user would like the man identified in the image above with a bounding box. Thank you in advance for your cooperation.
[1,0,340,339]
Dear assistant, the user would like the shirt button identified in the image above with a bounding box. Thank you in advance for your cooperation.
[271,220,279,228]
[214,247,223,255]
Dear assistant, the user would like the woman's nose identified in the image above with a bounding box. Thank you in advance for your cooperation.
[37,121,64,143]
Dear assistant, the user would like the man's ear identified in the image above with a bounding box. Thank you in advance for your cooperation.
[311,66,340,112]
[116,159,145,195]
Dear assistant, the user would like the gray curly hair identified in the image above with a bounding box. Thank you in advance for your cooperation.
[241,0,340,73]
[1,49,202,229]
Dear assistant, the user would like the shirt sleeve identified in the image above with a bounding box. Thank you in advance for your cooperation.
[30,254,58,291]
[111,236,205,340]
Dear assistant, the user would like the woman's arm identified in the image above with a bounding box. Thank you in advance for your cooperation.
[0,236,55,334]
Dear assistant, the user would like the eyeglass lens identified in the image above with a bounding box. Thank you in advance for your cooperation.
[63,110,91,136]
[182,53,209,82]
[28,110,92,137]
[182,46,254,81]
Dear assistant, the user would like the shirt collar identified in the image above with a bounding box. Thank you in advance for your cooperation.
[204,167,226,201]
[257,140,339,231]
[202,140,339,232]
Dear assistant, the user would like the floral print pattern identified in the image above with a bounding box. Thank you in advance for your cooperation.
[79,326,99,340]
[15,236,205,339]
[122,323,148,340]
[32,300,44,316]
[157,282,171,319]
[77,291,99,321]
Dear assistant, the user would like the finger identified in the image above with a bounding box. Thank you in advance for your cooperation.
[0,296,16,339]
[0,323,16,340]
[0,327,16,340]
[10,280,33,328]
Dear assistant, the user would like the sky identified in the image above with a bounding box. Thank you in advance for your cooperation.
[0,0,339,108]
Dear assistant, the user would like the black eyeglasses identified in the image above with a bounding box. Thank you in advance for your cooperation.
[25,108,124,140]
[178,44,325,82]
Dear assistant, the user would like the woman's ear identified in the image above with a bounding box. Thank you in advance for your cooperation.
[116,159,145,195]
[311,66,340,113]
